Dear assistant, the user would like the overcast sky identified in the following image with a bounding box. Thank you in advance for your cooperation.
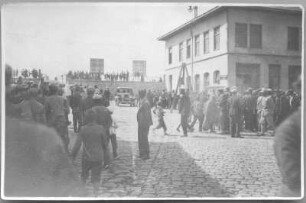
[3,3,214,79]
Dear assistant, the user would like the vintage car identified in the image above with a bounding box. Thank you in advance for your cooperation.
[115,87,137,106]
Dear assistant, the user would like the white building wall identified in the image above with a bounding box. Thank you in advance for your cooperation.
[164,9,229,92]
[228,7,302,56]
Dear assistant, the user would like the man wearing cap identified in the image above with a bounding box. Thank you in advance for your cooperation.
[228,88,243,138]
[137,89,153,160]
[178,86,191,137]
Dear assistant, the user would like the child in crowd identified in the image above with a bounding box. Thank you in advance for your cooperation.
[153,101,169,136]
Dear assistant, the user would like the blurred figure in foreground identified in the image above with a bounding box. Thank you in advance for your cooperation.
[5,117,85,197]
[274,76,301,197]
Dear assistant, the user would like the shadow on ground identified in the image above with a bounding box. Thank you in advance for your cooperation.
[83,139,236,198]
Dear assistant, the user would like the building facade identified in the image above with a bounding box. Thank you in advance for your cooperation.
[158,6,302,93]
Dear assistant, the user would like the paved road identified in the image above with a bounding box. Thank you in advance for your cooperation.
[69,104,282,198]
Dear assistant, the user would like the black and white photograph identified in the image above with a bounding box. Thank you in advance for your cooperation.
[1,1,303,200]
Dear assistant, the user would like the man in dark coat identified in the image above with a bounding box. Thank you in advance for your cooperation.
[103,88,111,107]
[228,88,243,138]
[91,94,113,167]
[137,90,153,160]
[178,87,191,137]
[71,109,108,195]
[70,86,83,133]
[82,87,95,116]
[45,84,70,152]
[217,89,229,134]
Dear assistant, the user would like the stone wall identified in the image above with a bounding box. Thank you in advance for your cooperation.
[67,79,166,95]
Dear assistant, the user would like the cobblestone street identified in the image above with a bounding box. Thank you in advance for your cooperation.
[69,104,282,198]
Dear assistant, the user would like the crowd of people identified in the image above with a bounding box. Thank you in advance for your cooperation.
[142,83,301,138]
[6,65,117,195]
[5,63,302,197]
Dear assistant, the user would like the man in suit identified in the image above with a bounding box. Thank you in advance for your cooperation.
[228,88,243,138]
[137,90,153,160]
[178,87,191,137]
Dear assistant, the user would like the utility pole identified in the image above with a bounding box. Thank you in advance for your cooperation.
[188,5,198,92]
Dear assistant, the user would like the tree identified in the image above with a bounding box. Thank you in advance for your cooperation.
[21,69,29,78]
[31,69,39,79]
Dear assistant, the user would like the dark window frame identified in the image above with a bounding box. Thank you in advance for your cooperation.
[214,26,220,51]
[235,23,248,48]
[287,27,299,51]
[250,24,262,49]
[203,30,209,54]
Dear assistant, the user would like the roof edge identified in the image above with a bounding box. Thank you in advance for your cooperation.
[157,5,302,41]
[157,6,223,41]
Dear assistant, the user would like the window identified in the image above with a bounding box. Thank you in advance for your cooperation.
[204,72,210,87]
[186,39,191,58]
[179,42,183,62]
[250,24,262,49]
[168,47,172,64]
[194,35,200,57]
[213,70,220,84]
[235,23,248,48]
[288,27,299,51]
[203,31,209,54]
[214,26,220,50]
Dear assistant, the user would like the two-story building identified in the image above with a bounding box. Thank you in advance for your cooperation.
[158,6,302,93]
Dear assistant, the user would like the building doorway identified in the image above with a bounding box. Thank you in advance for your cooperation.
[236,63,260,92]
[269,64,281,90]
[288,65,301,89]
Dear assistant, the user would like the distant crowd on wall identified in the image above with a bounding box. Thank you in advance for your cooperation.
[66,70,163,82]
